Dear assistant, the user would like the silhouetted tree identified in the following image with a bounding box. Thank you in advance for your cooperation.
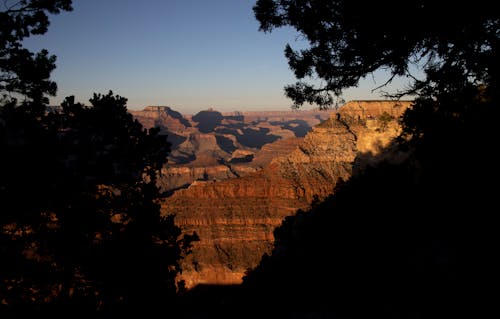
[240,1,499,318]
[253,0,498,109]
[1,0,72,107]
[1,2,73,310]
[1,1,197,314]
[0,92,198,313]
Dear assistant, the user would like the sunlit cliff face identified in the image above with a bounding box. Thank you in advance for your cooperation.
[158,100,412,288]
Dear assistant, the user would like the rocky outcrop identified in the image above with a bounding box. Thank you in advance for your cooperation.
[130,106,191,134]
[162,100,412,288]
[250,137,304,168]
[339,100,410,119]
[131,106,331,193]
[158,165,238,193]
[221,110,330,127]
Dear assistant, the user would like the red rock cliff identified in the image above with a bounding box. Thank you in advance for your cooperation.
[161,101,412,287]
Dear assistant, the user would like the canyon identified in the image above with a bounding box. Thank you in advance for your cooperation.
[131,107,330,193]
[133,100,412,288]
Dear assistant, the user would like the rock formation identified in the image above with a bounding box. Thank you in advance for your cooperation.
[161,100,412,288]
[131,106,330,193]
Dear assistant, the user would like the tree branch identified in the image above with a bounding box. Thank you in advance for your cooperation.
[371,72,397,93]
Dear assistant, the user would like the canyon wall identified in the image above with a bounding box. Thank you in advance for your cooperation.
[131,107,331,193]
[161,100,412,288]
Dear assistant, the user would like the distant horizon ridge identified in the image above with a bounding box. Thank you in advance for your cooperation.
[134,99,414,115]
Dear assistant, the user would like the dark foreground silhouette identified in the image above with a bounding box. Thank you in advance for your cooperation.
[2,0,498,317]
[177,91,497,319]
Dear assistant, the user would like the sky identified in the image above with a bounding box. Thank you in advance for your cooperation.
[24,0,411,114]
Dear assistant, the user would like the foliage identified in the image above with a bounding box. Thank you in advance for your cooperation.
[0,0,73,105]
[253,0,498,109]
[242,1,499,317]
[0,0,198,313]
[377,111,394,131]
[0,92,198,313]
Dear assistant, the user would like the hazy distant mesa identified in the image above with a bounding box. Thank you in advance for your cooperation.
[130,106,331,192]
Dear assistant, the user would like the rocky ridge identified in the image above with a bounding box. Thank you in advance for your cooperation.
[131,107,330,192]
[162,100,412,288]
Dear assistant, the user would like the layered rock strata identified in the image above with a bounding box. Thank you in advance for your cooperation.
[162,100,412,288]
[131,106,330,192]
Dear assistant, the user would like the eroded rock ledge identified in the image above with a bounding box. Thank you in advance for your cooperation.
[161,100,412,288]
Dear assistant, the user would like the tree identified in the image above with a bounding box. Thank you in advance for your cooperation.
[1,1,197,313]
[49,92,195,312]
[241,1,499,318]
[253,0,498,108]
[1,2,73,309]
[1,0,72,106]
[377,111,394,131]
[1,91,198,313]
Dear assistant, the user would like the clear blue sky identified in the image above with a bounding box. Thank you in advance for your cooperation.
[24,0,409,114]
